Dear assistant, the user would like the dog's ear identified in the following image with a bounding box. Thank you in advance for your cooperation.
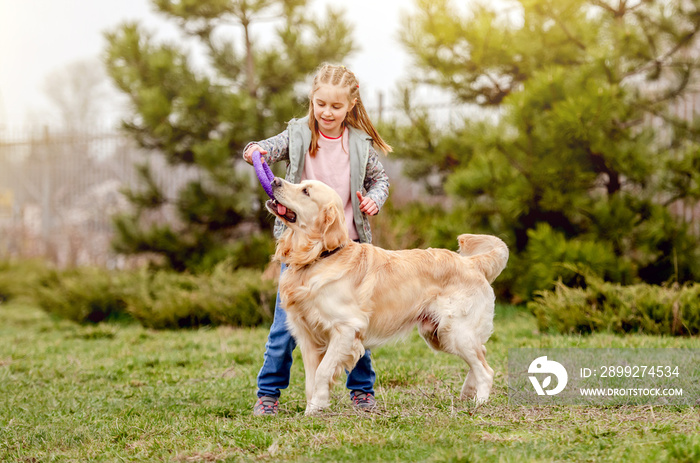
[274,202,349,267]
[319,201,349,251]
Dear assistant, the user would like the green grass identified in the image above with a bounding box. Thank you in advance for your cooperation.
[0,303,698,462]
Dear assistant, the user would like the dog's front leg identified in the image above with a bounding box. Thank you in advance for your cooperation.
[297,340,322,408]
[305,325,356,416]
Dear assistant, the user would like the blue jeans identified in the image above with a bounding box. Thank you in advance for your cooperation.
[256,264,375,398]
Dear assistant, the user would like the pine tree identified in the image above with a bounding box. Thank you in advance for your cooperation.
[396,0,700,299]
[104,0,353,271]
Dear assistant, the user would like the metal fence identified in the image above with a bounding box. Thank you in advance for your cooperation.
[1,107,698,268]
[0,126,199,267]
[0,124,416,268]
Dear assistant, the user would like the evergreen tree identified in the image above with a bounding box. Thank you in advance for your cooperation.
[104,0,353,271]
[396,0,700,299]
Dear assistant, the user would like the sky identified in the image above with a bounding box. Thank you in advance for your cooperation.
[0,0,414,129]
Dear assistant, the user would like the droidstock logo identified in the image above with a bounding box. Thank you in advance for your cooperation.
[528,356,568,396]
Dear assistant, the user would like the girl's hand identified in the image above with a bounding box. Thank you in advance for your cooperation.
[243,144,267,164]
[356,191,379,216]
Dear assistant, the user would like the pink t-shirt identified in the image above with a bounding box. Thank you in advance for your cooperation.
[301,128,359,240]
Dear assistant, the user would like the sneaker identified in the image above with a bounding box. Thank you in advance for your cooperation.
[350,391,377,411]
[253,396,279,416]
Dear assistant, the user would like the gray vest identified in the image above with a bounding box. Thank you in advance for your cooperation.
[281,117,372,243]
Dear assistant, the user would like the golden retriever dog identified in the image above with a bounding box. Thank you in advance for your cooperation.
[266,177,509,415]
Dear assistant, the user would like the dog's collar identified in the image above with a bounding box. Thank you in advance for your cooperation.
[320,245,345,259]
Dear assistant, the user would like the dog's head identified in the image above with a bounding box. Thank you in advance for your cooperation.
[266,178,349,266]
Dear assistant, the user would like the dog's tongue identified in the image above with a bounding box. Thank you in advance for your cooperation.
[277,203,287,216]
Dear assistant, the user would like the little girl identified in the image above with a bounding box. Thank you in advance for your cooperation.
[243,63,392,416]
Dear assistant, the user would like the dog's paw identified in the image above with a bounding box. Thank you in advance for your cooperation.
[304,401,329,416]
[460,389,489,405]
[304,406,323,416]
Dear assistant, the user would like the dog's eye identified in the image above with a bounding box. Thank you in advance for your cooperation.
[302,187,310,196]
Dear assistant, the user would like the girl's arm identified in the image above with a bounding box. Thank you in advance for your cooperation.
[242,130,290,165]
[362,145,390,212]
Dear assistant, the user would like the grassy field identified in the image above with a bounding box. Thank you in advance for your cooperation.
[0,302,698,462]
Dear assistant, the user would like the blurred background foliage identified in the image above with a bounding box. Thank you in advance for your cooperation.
[104,0,354,272]
[4,0,700,334]
[385,0,700,303]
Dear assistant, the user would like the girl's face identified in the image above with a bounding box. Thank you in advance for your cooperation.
[312,84,356,138]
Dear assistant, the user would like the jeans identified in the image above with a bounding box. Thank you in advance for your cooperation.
[256,264,375,398]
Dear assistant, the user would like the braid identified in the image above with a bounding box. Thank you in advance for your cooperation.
[308,63,393,157]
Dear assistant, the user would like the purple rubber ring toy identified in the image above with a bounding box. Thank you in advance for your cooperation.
[252,150,275,199]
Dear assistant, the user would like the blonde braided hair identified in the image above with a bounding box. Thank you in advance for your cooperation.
[307,63,392,157]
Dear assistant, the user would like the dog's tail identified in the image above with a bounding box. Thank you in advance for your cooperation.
[457,234,509,284]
